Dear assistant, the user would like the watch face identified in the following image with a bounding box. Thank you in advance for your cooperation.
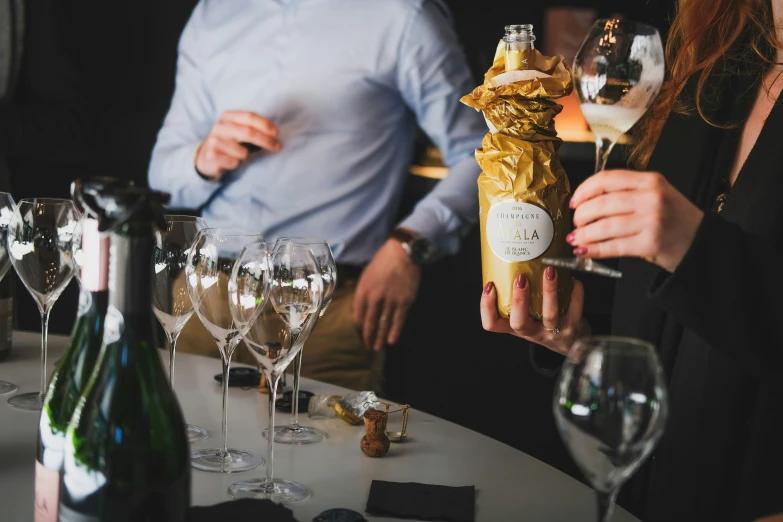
[409,236,435,264]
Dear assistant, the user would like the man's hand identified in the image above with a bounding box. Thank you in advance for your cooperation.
[353,239,422,351]
[195,111,281,180]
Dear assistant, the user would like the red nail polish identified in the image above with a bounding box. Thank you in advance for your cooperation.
[546,266,556,281]
[484,281,494,295]
[566,232,576,244]
[573,247,588,256]
[569,198,577,209]
[515,274,527,289]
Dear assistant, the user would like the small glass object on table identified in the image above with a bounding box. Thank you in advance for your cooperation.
[229,240,323,503]
[185,228,265,472]
[264,237,336,445]
[0,192,17,396]
[153,214,209,443]
[553,336,668,522]
[543,19,664,278]
[6,198,79,410]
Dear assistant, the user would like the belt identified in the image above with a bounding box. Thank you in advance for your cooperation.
[336,264,364,286]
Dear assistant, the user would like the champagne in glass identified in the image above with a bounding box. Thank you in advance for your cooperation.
[543,19,665,278]
[153,215,209,443]
[0,192,17,396]
[229,241,322,503]
[264,237,336,445]
[186,228,265,473]
[7,199,79,410]
[553,336,668,522]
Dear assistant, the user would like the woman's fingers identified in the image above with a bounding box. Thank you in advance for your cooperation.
[541,266,560,333]
[509,274,534,334]
[480,282,513,334]
[572,191,638,228]
[570,169,652,208]
[569,215,641,247]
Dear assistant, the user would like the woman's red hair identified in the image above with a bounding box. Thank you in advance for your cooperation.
[630,0,778,168]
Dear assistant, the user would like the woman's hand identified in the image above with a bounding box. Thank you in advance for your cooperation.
[480,267,586,356]
[568,170,705,273]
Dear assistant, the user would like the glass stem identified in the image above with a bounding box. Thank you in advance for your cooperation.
[39,310,50,398]
[168,332,177,388]
[267,371,281,486]
[597,489,618,522]
[290,346,303,428]
[594,137,616,174]
[219,352,233,459]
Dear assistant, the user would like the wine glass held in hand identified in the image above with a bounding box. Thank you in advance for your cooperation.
[153,214,209,443]
[543,19,664,278]
[229,241,323,503]
[186,228,265,473]
[0,192,17,396]
[265,237,336,445]
[553,336,668,522]
[7,198,79,410]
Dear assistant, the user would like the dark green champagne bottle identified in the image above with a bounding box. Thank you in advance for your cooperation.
[35,178,130,522]
[59,188,189,522]
[35,216,109,522]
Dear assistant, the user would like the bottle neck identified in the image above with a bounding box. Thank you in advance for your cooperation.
[108,231,154,317]
[81,218,110,293]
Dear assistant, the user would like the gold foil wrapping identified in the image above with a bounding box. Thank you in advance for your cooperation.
[461,43,573,319]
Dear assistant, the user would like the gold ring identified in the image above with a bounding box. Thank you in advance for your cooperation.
[544,326,561,335]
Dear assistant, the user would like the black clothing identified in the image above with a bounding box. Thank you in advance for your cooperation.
[615,53,783,521]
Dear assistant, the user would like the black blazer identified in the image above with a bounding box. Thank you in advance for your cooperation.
[614,58,783,521]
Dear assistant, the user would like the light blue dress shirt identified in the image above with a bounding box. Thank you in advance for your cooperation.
[148,0,485,265]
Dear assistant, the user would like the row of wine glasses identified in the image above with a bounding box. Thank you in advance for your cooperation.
[183,230,329,502]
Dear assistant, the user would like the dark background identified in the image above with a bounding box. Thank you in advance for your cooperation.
[1,0,674,484]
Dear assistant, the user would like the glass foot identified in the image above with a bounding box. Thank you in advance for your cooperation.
[228,477,312,503]
[0,381,18,396]
[190,448,264,473]
[542,257,622,278]
[263,424,326,445]
[187,424,209,444]
[8,391,43,411]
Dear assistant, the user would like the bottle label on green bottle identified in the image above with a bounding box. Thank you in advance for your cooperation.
[34,460,59,522]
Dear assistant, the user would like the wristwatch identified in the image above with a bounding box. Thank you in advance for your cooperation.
[390,228,437,265]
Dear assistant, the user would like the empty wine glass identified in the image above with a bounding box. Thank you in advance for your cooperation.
[0,192,17,396]
[553,336,668,522]
[153,215,209,443]
[7,199,79,410]
[186,228,265,472]
[264,237,336,445]
[229,241,323,503]
[543,19,664,278]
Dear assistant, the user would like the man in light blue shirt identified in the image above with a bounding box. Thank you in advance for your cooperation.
[149,0,485,390]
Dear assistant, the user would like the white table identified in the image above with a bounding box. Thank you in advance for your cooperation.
[0,331,640,522]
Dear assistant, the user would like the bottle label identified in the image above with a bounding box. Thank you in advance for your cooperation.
[485,201,554,262]
[57,504,99,522]
[34,460,59,522]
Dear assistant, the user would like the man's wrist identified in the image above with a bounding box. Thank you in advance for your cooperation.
[389,228,436,265]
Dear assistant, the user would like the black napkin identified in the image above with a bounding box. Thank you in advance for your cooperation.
[188,499,299,521]
[366,480,475,522]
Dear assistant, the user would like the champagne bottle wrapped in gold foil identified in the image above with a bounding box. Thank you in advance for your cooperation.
[461,26,573,319]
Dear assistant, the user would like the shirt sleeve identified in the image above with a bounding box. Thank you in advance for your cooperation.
[148,2,220,210]
[394,0,485,257]
[648,211,783,380]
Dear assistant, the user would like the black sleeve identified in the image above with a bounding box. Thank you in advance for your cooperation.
[649,211,783,379]
[0,0,92,162]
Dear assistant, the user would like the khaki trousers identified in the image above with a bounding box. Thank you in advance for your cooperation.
[176,276,384,393]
